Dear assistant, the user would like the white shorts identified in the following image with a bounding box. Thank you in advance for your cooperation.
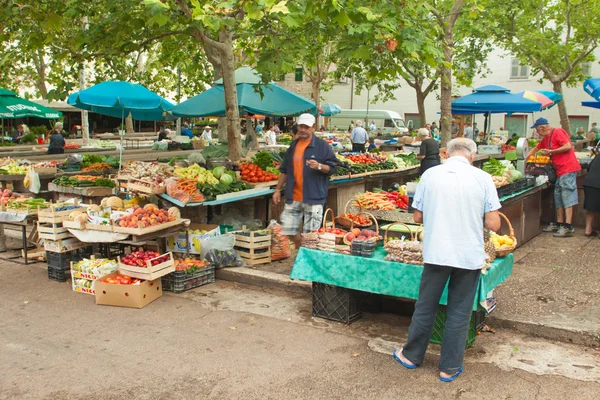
[280,202,324,236]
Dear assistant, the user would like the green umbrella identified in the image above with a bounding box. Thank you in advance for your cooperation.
[0,88,62,140]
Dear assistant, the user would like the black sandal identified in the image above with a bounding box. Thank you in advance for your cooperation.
[584,231,597,237]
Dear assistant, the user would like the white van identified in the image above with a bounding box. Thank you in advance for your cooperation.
[327,109,408,134]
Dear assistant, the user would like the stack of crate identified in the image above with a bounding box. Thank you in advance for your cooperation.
[233,228,271,266]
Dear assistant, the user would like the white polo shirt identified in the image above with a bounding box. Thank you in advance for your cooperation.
[412,156,501,270]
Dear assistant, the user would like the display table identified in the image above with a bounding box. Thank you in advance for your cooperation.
[290,247,513,311]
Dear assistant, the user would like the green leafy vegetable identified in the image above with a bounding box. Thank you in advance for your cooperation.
[253,151,274,170]
[482,157,506,176]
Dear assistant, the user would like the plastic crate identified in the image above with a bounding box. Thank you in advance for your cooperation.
[312,282,362,324]
[47,246,93,271]
[48,264,70,282]
[98,243,125,259]
[429,305,486,349]
[161,266,215,293]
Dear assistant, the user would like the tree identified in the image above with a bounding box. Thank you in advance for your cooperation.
[487,0,600,134]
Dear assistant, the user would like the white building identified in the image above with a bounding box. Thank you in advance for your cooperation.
[321,47,600,137]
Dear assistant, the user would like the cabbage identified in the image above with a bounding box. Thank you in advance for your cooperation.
[212,166,226,179]
[510,169,523,181]
[220,173,233,185]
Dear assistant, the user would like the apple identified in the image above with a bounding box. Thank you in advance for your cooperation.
[345,233,355,242]
[351,228,361,237]
[356,235,367,241]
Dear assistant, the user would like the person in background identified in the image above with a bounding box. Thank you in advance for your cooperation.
[47,126,66,154]
[464,123,474,140]
[527,118,581,237]
[425,123,432,133]
[273,124,281,134]
[451,120,459,138]
[348,120,355,132]
[416,128,441,174]
[273,113,337,248]
[318,125,325,132]
[367,139,377,152]
[394,138,501,383]
[583,142,600,236]
[12,124,25,143]
[350,120,369,153]
[588,122,599,142]
[50,122,67,138]
[265,125,277,146]
[157,127,168,141]
[431,122,439,135]
[256,121,264,135]
[369,120,377,131]
[180,123,194,139]
[576,127,585,136]
[201,126,213,144]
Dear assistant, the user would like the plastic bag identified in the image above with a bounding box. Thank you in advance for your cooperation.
[200,233,235,257]
[25,167,41,194]
[268,219,291,261]
[165,178,192,204]
[201,233,245,268]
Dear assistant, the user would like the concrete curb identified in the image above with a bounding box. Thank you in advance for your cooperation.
[216,267,312,295]
[486,316,600,348]
[216,267,599,347]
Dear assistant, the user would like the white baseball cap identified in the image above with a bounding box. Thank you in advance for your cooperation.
[297,113,316,127]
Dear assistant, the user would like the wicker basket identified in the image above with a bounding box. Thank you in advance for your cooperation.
[322,208,347,244]
[383,222,415,244]
[335,199,373,229]
[343,212,380,246]
[494,212,517,257]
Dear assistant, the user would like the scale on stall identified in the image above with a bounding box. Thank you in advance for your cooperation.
[515,138,529,175]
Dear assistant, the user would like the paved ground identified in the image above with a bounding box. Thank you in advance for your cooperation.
[253,231,600,345]
[1,260,599,399]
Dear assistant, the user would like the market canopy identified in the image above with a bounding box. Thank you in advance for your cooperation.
[583,78,600,101]
[515,90,553,110]
[67,81,175,121]
[451,85,543,114]
[0,88,62,119]
[171,66,317,118]
[582,100,600,109]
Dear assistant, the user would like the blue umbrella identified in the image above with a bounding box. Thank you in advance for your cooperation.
[171,67,317,117]
[583,78,600,101]
[582,100,600,109]
[320,103,342,117]
[67,81,174,121]
[452,85,543,114]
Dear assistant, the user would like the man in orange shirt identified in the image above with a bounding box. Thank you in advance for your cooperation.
[273,114,338,247]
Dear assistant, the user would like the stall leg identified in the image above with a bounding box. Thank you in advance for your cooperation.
[22,225,28,265]
[0,224,7,252]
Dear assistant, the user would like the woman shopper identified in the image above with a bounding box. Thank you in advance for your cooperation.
[47,128,65,154]
[417,128,441,174]
[583,143,600,236]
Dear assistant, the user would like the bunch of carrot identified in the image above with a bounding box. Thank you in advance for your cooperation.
[176,179,205,203]
[355,192,397,211]
[82,163,112,172]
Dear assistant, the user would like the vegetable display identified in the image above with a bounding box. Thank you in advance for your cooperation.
[482,158,506,176]
[252,151,275,171]
[116,204,176,229]
[174,164,219,184]
[354,191,408,211]
[239,163,279,183]
[175,258,211,273]
[52,176,116,188]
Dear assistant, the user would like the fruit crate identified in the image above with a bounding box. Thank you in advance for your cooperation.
[430,305,486,349]
[37,222,71,241]
[161,266,216,293]
[234,246,271,266]
[98,243,126,259]
[312,282,362,324]
[118,252,175,280]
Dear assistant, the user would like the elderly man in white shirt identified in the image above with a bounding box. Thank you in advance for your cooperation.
[201,126,212,143]
[393,138,501,382]
[350,120,369,153]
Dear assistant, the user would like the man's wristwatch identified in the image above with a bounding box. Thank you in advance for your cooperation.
[318,163,322,171]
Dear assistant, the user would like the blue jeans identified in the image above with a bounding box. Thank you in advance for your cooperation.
[402,264,481,374]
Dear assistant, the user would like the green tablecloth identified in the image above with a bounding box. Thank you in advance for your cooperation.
[290,247,513,311]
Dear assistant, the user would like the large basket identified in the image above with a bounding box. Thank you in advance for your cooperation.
[334,199,373,229]
[321,208,347,244]
[384,222,415,244]
[343,212,380,246]
[495,212,517,257]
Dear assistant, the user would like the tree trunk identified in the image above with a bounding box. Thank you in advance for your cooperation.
[312,79,321,127]
[416,87,427,128]
[200,35,228,142]
[552,81,571,135]
[78,63,89,145]
[33,50,49,99]
[125,114,134,133]
[219,29,242,161]
[245,114,257,149]
[439,45,453,147]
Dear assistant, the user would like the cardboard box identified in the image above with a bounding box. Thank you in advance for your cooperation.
[43,237,89,253]
[478,145,502,155]
[94,272,162,308]
[165,224,220,254]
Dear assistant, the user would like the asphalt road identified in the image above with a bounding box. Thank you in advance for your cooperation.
[1,261,599,400]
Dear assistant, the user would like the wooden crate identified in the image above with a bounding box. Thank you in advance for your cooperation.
[233,229,271,250]
[43,237,89,253]
[126,178,166,195]
[235,246,272,266]
[62,219,115,232]
[118,252,175,280]
[112,219,182,236]
[38,201,85,223]
[37,222,71,241]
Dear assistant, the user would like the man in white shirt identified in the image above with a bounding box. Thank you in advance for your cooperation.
[350,120,369,152]
[393,138,501,383]
[201,126,212,143]
[369,120,377,131]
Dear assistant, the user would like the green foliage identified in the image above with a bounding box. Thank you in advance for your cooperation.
[20,133,38,144]
[29,126,48,137]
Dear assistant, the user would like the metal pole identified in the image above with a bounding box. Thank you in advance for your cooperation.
[366,87,370,126]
